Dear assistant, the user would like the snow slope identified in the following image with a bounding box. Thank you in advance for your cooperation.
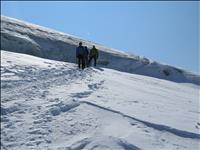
[1,16,200,85]
[1,50,200,150]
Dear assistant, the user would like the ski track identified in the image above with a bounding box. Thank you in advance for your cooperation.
[1,58,199,150]
[79,101,200,140]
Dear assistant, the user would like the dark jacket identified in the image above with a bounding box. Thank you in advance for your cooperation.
[76,46,85,57]
[84,47,89,57]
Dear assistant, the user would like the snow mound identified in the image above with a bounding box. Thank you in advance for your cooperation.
[49,101,80,116]
[1,15,199,85]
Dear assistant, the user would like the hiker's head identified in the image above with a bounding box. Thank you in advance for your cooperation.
[93,45,95,48]
[79,42,82,46]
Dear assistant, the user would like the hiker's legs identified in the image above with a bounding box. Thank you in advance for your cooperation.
[88,57,92,66]
[85,57,89,67]
[82,57,85,69]
[94,58,97,66]
[78,57,81,69]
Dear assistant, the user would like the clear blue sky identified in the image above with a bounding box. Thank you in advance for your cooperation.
[1,1,199,73]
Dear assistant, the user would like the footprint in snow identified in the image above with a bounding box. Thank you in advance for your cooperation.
[144,129,150,133]
[88,80,105,91]
[161,139,166,142]
[71,91,93,99]
[43,61,52,65]
[41,91,49,98]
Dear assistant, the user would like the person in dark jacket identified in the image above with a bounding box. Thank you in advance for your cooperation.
[84,46,89,67]
[76,42,85,69]
[89,45,99,67]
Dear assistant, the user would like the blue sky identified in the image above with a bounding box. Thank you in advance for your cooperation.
[1,1,199,72]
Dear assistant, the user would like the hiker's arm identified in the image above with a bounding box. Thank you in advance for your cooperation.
[76,48,78,57]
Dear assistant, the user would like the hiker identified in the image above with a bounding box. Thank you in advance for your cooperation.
[89,45,99,67]
[84,46,89,67]
[76,42,85,69]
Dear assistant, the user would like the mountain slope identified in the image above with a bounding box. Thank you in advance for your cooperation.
[1,50,200,150]
[1,15,199,85]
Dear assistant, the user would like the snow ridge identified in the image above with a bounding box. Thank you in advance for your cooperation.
[1,15,200,85]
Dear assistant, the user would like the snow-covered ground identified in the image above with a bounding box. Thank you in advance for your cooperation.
[1,16,200,85]
[1,50,200,150]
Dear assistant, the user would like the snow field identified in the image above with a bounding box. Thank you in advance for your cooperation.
[1,51,200,150]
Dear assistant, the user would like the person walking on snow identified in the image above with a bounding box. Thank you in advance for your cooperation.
[84,46,89,67]
[76,42,86,69]
[89,45,99,67]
